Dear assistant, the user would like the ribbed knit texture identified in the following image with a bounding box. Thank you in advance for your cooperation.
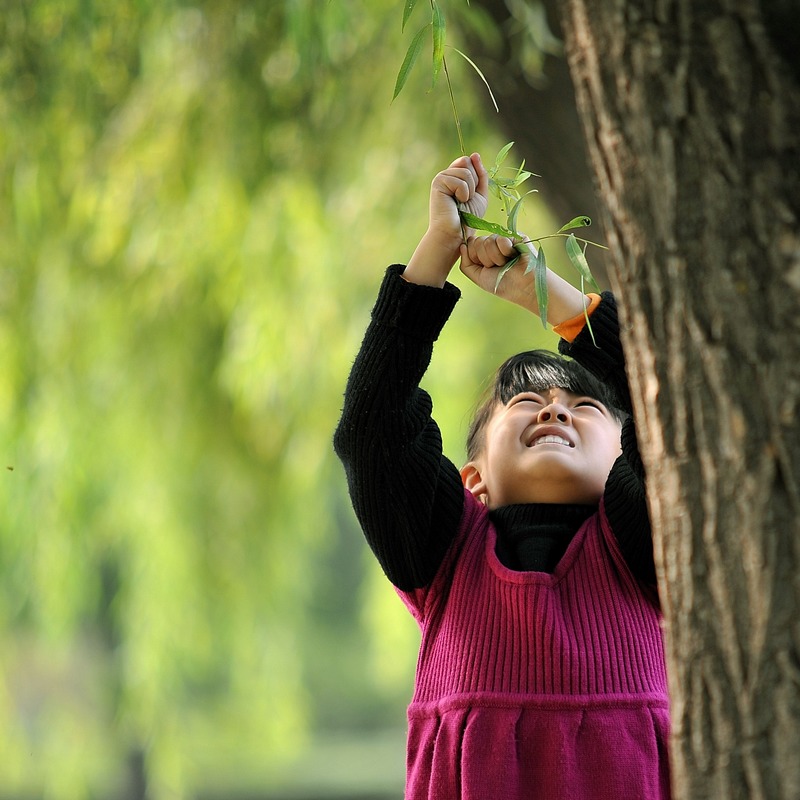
[398,490,670,799]
[490,502,596,573]
[334,267,668,797]
[334,265,465,589]
[334,267,654,589]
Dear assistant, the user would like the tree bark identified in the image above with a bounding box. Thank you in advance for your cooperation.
[554,1,800,798]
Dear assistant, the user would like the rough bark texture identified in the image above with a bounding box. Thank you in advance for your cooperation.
[554,1,800,798]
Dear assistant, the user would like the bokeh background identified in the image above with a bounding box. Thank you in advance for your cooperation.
[0,2,577,797]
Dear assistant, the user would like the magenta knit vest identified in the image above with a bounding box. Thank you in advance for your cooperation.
[396,490,671,800]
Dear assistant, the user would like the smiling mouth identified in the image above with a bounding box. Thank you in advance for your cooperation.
[529,434,574,448]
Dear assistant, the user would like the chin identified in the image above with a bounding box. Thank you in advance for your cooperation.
[529,484,604,506]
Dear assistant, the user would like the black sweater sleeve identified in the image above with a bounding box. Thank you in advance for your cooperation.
[558,292,656,587]
[333,266,465,590]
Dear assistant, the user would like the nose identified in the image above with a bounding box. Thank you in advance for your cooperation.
[537,402,572,424]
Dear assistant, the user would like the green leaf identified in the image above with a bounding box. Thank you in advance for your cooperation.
[451,47,498,112]
[494,141,514,169]
[556,215,592,233]
[565,233,600,291]
[509,171,534,188]
[521,243,548,328]
[431,1,445,87]
[506,190,536,235]
[493,255,520,292]
[507,195,524,235]
[533,245,549,329]
[499,192,515,214]
[392,24,430,101]
[579,275,598,345]
[402,0,419,31]
[487,178,499,200]
[459,211,515,237]
[513,160,539,184]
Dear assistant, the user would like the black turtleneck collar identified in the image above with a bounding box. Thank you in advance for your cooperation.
[489,503,597,573]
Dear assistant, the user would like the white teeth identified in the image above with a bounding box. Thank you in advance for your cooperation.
[531,435,572,447]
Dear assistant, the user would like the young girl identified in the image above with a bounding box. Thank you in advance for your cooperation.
[334,154,670,799]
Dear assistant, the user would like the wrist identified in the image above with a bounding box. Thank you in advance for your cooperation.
[541,270,592,325]
[404,229,463,288]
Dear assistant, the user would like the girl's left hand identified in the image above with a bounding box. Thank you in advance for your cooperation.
[459,235,537,313]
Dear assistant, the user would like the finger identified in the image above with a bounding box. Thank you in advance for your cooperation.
[486,237,510,267]
[470,153,489,198]
[495,236,516,258]
[447,155,472,170]
[471,235,509,267]
[458,243,478,278]
[437,174,474,204]
[459,244,498,294]
[459,239,486,271]
[438,169,475,203]
[440,158,477,190]
[459,246,489,289]
[468,237,491,267]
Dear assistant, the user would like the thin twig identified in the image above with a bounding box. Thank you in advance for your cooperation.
[518,233,609,250]
[442,56,466,156]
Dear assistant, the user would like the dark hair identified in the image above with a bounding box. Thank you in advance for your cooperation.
[465,350,627,460]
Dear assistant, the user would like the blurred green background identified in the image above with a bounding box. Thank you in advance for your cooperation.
[0,1,570,797]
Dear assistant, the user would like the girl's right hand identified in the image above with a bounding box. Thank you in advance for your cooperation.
[427,152,489,245]
[404,153,489,288]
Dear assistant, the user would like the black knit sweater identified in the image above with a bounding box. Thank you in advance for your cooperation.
[333,265,654,591]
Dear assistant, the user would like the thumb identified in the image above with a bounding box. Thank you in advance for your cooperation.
[458,243,480,282]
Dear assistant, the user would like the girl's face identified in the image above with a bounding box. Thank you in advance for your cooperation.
[461,387,623,508]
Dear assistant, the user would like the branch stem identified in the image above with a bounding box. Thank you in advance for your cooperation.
[442,56,466,156]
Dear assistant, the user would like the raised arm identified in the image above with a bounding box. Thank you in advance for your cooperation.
[403,152,489,287]
[559,294,655,587]
[333,267,465,590]
[334,155,491,590]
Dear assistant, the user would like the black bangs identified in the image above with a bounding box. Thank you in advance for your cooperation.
[493,351,623,418]
[466,349,627,461]
[494,350,618,411]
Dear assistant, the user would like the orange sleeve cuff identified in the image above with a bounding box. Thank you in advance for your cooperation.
[551,293,602,343]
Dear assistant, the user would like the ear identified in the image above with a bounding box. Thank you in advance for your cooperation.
[460,462,488,505]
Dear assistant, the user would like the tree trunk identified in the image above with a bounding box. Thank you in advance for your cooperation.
[555,1,800,797]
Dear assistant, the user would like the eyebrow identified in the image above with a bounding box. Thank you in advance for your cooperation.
[509,391,609,409]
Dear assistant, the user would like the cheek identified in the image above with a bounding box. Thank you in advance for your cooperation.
[603,431,623,467]
[587,426,622,471]
[588,434,622,494]
[486,421,519,453]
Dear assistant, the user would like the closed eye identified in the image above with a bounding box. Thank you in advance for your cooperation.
[509,393,543,406]
[575,399,604,411]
